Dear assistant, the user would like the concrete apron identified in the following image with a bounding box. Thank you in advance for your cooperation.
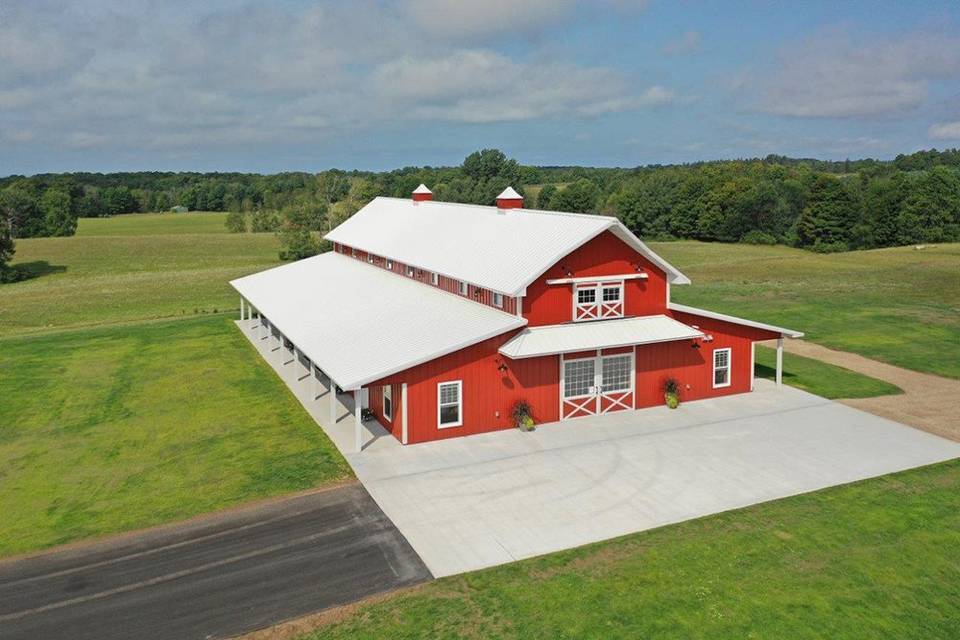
[236,321,960,578]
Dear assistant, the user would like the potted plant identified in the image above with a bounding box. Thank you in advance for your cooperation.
[663,377,680,409]
[512,400,536,432]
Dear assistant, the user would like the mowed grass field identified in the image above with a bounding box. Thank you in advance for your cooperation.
[0,213,350,557]
[653,241,960,379]
[302,459,960,639]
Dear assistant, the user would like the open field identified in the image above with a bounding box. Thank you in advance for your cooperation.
[0,315,351,557]
[754,345,901,399]
[291,459,960,640]
[3,223,281,337]
[75,211,231,236]
[654,241,960,379]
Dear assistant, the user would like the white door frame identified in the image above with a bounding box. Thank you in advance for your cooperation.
[560,350,636,420]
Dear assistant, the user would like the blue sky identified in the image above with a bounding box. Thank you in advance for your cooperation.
[2,0,959,174]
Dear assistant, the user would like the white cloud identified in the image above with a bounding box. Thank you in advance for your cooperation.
[751,28,960,118]
[929,121,960,140]
[371,50,672,123]
[662,30,701,56]
[401,0,573,39]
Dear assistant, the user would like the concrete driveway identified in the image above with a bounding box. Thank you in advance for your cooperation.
[237,322,960,579]
[353,381,960,577]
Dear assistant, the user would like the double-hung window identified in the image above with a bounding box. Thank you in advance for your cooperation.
[458,280,468,296]
[713,348,731,388]
[437,381,462,428]
[382,385,393,421]
[492,292,504,308]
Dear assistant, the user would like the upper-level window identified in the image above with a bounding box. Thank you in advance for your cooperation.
[713,348,731,388]
[367,254,374,264]
[459,281,468,296]
[386,259,393,270]
[406,266,414,277]
[574,282,624,322]
[351,248,356,257]
[492,292,504,308]
[431,272,439,286]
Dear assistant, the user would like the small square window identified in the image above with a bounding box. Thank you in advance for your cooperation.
[602,287,620,302]
[492,292,504,308]
[459,281,468,296]
[577,289,596,304]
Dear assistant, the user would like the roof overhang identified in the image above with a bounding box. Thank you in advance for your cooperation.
[499,315,703,359]
[231,252,525,389]
[668,302,804,338]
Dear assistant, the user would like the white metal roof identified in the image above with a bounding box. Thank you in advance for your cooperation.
[230,252,525,389]
[668,302,804,338]
[499,315,703,359]
[325,197,690,296]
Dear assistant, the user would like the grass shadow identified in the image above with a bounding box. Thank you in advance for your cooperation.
[12,261,68,281]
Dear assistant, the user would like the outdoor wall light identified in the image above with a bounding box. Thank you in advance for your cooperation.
[496,359,509,373]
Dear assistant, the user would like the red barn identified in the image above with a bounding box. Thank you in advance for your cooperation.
[232,185,802,450]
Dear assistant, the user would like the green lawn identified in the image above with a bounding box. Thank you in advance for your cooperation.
[754,345,902,398]
[3,224,281,337]
[654,241,960,379]
[0,315,351,557]
[76,211,230,236]
[302,459,960,639]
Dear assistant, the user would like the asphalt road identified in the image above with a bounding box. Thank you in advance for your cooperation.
[0,483,431,640]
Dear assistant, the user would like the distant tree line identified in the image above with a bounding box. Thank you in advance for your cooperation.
[2,147,959,276]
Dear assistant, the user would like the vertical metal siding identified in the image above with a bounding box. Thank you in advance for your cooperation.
[523,231,669,326]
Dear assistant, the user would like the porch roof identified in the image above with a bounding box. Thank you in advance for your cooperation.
[499,315,703,359]
[231,252,525,390]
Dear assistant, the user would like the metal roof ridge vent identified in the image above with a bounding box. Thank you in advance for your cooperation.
[496,186,523,213]
[412,183,433,204]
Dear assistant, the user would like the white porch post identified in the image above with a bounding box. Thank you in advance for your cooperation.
[354,389,363,452]
[401,383,408,445]
[239,297,245,321]
[329,382,337,426]
[311,367,318,400]
[776,337,784,389]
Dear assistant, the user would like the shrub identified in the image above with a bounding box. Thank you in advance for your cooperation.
[225,211,247,233]
[741,230,777,245]
[810,239,850,254]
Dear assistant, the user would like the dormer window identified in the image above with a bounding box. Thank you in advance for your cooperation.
[459,281,468,296]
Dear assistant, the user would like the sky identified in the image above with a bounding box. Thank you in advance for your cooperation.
[2,0,960,175]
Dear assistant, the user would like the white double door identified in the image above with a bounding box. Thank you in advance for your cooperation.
[561,351,635,420]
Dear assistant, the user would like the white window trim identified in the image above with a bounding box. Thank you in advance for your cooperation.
[382,385,393,422]
[713,347,732,389]
[458,280,468,296]
[492,292,504,308]
[437,380,463,428]
[431,272,439,286]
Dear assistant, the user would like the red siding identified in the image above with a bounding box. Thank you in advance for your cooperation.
[523,231,669,327]
[368,383,404,441]
[369,330,559,444]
